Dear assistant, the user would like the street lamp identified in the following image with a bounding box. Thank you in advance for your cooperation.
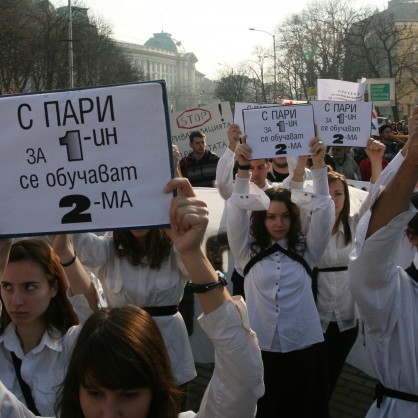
[68,0,74,88]
[249,27,277,100]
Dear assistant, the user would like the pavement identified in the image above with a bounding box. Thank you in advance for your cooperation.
[186,361,377,417]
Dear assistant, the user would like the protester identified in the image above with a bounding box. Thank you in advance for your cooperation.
[313,139,386,401]
[215,123,307,297]
[349,106,418,417]
[0,239,95,416]
[267,157,290,183]
[69,226,196,388]
[179,131,219,187]
[227,135,334,417]
[0,177,265,418]
[329,146,362,180]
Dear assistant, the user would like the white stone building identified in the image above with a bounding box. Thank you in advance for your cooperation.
[119,32,216,111]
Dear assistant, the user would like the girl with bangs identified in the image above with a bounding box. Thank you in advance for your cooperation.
[227,136,334,417]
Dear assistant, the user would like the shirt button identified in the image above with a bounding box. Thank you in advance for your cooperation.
[278,288,281,292]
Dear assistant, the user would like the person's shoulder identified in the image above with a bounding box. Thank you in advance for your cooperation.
[206,150,220,160]
[180,154,191,166]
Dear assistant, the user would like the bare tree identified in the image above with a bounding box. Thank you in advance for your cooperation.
[214,65,251,107]
[0,0,142,94]
[344,10,418,120]
[0,0,38,93]
[276,0,365,99]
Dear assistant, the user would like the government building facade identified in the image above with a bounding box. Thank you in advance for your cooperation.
[119,32,216,112]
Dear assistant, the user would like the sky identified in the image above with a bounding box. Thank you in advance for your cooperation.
[56,0,388,79]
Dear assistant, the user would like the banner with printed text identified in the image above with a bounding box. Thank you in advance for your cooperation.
[169,102,233,159]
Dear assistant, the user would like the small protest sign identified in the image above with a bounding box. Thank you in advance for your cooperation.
[317,78,366,102]
[170,102,233,159]
[242,105,315,158]
[312,100,372,147]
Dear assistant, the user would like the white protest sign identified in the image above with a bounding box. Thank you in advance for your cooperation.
[317,78,366,102]
[312,100,372,147]
[242,105,315,158]
[0,81,173,237]
[234,102,283,132]
[170,102,233,159]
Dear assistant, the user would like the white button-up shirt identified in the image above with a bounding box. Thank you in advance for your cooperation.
[0,294,91,416]
[349,207,418,417]
[71,233,196,386]
[227,167,334,352]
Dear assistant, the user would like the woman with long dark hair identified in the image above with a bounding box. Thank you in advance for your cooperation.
[227,136,334,417]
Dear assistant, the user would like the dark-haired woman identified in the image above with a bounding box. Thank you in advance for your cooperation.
[70,227,196,386]
[314,139,386,401]
[0,239,94,416]
[227,136,334,418]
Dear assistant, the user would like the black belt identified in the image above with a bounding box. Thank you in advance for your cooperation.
[142,305,179,317]
[312,266,348,301]
[375,383,418,408]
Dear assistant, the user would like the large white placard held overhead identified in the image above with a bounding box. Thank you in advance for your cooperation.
[311,100,373,148]
[242,105,315,159]
[0,81,174,238]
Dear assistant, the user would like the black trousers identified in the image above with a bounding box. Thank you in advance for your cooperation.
[256,343,328,418]
[324,321,359,394]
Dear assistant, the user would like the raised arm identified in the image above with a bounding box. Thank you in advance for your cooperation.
[366,106,418,239]
[164,177,231,314]
[215,124,242,200]
[50,234,99,311]
[364,138,386,184]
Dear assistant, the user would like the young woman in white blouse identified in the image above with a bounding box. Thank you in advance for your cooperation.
[0,177,265,418]
[0,238,94,416]
[68,227,196,388]
[314,139,386,399]
[227,136,334,418]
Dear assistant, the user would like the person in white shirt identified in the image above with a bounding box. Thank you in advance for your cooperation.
[215,123,306,297]
[227,135,334,418]
[0,238,94,416]
[314,139,386,400]
[68,227,196,388]
[0,177,265,418]
[348,106,418,417]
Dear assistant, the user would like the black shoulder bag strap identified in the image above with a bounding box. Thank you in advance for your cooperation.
[243,243,313,279]
[11,352,41,415]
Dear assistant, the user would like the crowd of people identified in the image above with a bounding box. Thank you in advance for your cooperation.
[0,107,417,418]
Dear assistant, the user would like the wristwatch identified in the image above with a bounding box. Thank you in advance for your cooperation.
[187,271,228,293]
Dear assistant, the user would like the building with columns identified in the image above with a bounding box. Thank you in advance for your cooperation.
[119,32,216,111]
